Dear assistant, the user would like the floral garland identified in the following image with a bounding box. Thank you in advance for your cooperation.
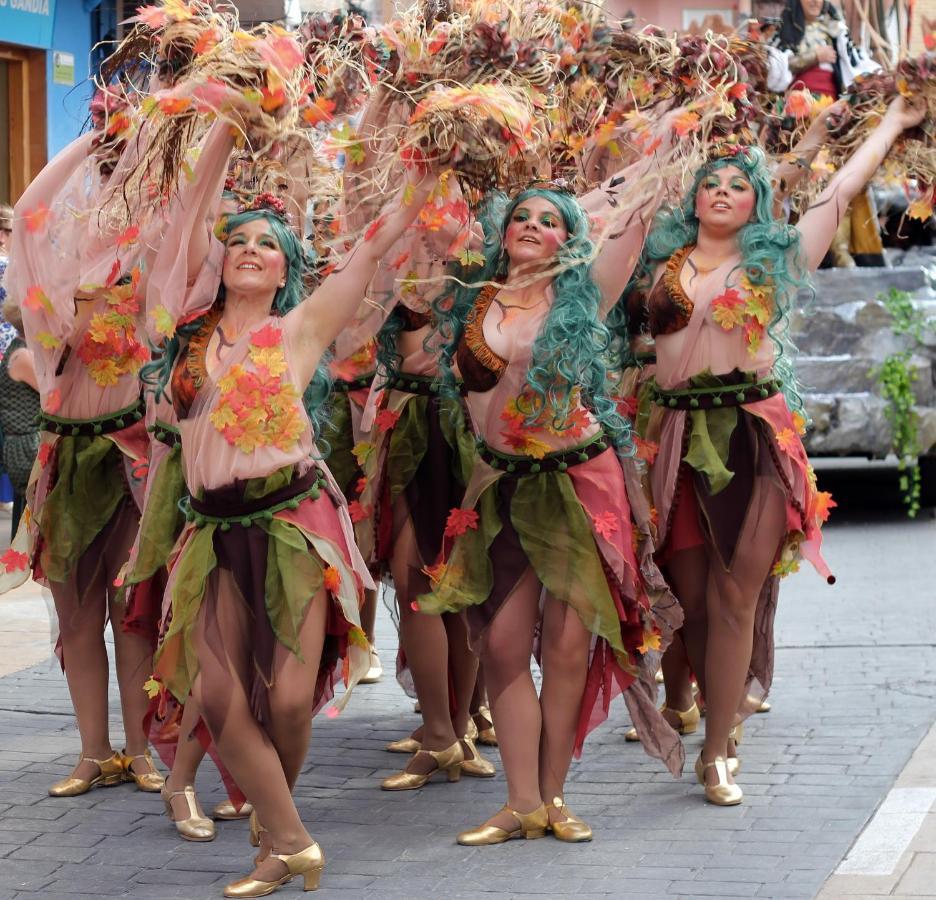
[76,269,150,388]
[711,271,774,356]
[498,386,592,459]
[208,323,304,453]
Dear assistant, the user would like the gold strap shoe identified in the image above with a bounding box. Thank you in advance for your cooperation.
[457,804,548,846]
[625,701,701,741]
[548,797,593,842]
[460,737,495,778]
[385,736,421,754]
[381,740,464,791]
[727,723,743,776]
[121,748,165,792]
[474,705,498,746]
[162,785,216,842]
[48,752,124,797]
[694,754,743,806]
[223,842,325,897]
[214,799,254,820]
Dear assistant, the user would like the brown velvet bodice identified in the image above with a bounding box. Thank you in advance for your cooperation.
[455,285,507,394]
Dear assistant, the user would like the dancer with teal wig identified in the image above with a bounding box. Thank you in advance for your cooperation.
[618,95,924,807]
[139,115,440,895]
[417,120,687,845]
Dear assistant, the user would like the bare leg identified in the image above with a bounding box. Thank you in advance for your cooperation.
[391,520,460,774]
[164,699,210,819]
[52,576,112,782]
[442,611,478,740]
[660,632,695,715]
[361,587,378,645]
[477,567,542,830]
[191,569,313,880]
[701,481,786,780]
[664,546,710,701]
[538,594,591,820]
[265,588,328,789]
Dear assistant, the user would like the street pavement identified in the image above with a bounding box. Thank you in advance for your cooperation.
[1,475,935,899]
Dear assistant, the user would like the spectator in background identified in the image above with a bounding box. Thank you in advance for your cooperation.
[0,299,39,539]
[0,206,22,515]
[774,0,885,267]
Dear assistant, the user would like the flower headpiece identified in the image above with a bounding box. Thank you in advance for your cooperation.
[245,191,288,220]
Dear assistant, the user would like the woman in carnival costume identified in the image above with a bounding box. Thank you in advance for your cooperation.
[124,192,252,842]
[418,120,686,844]
[340,91,495,788]
[143,117,437,896]
[617,95,925,805]
[3,91,164,800]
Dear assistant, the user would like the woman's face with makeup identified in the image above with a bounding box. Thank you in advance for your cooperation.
[504,196,569,265]
[222,218,287,298]
[695,165,757,234]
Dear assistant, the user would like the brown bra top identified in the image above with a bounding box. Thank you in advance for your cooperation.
[397,305,432,332]
[455,284,508,394]
[171,306,221,420]
[629,246,696,339]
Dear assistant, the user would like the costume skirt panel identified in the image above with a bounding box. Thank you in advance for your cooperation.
[152,461,370,734]
[354,381,476,695]
[648,381,834,717]
[417,439,685,775]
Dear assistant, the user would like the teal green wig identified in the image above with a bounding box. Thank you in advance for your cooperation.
[429,187,630,449]
[614,145,812,412]
[141,209,332,437]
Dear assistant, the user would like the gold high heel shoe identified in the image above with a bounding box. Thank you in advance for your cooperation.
[548,797,593,842]
[460,737,495,778]
[381,741,464,790]
[473,706,498,746]
[214,799,255,820]
[457,804,548,846]
[223,842,325,898]
[121,749,165,792]
[48,752,124,797]
[625,701,700,742]
[162,785,216,842]
[694,754,743,806]
[385,736,421,754]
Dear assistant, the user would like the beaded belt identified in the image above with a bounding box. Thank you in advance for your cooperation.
[182,466,327,530]
[148,419,181,448]
[476,431,609,477]
[331,373,375,393]
[38,399,145,437]
[381,372,457,397]
[651,376,780,411]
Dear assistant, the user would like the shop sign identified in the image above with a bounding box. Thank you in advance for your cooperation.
[52,49,73,84]
[0,0,58,51]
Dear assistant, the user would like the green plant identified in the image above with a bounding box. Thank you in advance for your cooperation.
[872,289,935,517]
[873,351,921,516]
[879,287,933,342]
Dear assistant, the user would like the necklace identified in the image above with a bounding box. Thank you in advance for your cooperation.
[492,295,549,332]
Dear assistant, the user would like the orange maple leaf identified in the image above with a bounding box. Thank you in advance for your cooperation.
[444,508,479,538]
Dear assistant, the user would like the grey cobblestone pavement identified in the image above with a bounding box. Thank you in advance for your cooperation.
[1,499,935,900]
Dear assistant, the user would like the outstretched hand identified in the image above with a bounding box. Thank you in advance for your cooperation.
[883,94,927,132]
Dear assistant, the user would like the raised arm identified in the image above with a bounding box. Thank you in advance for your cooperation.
[287,169,438,386]
[797,95,925,271]
[583,112,680,314]
[773,99,848,212]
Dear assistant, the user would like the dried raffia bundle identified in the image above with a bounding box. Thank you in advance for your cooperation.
[297,10,374,128]
[401,83,545,195]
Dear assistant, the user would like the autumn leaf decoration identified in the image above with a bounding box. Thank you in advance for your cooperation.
[444,508,479,538]
[710,274,774,356]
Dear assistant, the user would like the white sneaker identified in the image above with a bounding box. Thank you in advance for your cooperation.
[360,649,382,684]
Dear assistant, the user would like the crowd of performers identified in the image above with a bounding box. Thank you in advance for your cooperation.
[1,0,934,895]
